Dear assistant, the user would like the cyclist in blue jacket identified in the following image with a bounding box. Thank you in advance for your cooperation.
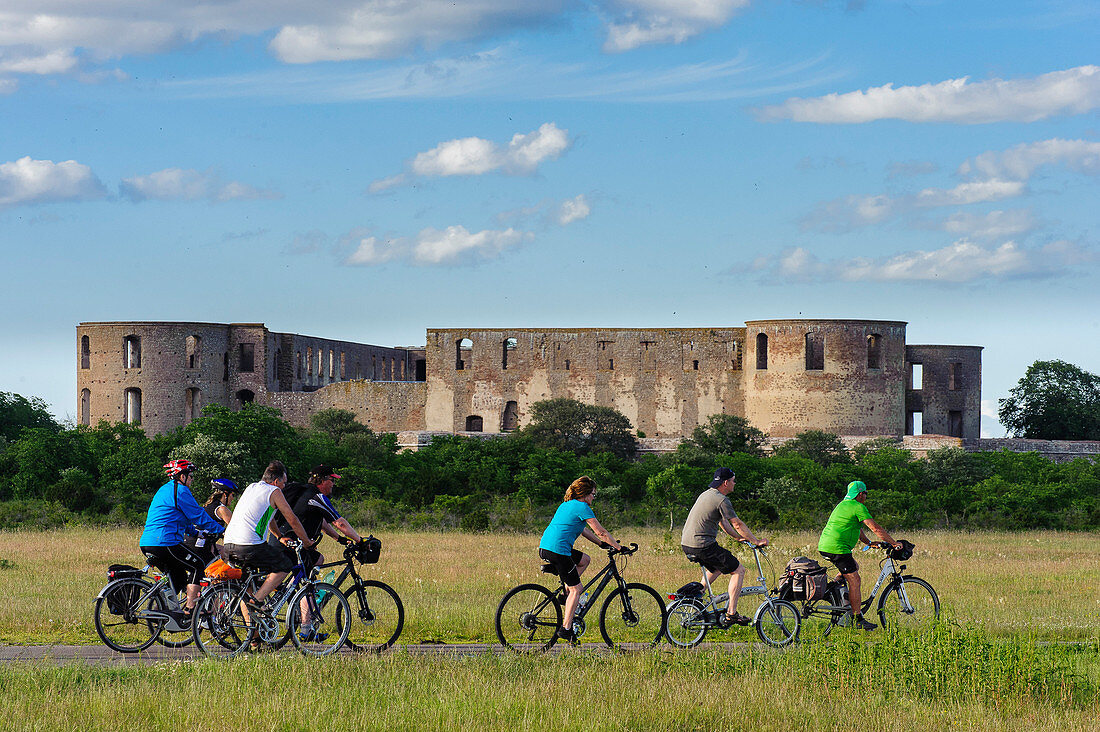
[139,459,226,623]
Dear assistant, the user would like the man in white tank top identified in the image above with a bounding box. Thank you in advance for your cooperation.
[224,460,313,605]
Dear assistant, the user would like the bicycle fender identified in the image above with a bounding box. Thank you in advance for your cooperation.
[95,578,144,601]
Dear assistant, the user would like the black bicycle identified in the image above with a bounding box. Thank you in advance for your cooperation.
[495,543,666,652]
[312,536,403,652]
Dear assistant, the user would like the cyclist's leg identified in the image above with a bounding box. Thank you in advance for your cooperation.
[726,564,747,614]
[539,548,584,637]
[298,549,323,628]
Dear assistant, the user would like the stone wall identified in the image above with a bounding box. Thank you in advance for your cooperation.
[268,380,427,432]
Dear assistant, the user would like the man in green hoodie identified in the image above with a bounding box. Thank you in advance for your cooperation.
[818,480,902,631]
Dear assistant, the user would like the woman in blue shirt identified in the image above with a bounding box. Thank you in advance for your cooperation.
[538,475,622,644]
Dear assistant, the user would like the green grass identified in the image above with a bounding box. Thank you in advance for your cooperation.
[0,627,1097,731]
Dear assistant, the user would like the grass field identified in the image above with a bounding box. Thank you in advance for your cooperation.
[0,528,1097,730]
[0,527,1097,644]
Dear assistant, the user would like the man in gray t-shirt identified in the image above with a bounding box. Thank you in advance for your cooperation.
[680,467,768,627]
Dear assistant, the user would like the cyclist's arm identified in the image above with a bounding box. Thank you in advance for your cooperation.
[723,517,767,547]
[214,505,232,525]
[177,487,225,536]
[583,518,622,551]
[270,489,312,546]
[862,518,901,548]
[325,517,362,543]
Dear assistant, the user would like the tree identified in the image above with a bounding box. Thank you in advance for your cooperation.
[0,392,60,443]
[521,398,637,459]
[169,434,249,502]
[681,414,767,457]
[771,430,852,467]
[309,409,369,442]
[998,360,1100,440]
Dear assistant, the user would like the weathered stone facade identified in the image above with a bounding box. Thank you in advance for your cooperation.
[77,318,982,440]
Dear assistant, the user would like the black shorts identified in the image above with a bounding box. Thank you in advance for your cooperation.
[682,543,740,574]
[224,542,295,574]
[266,535,321,574]
[539,548,585,587]
[819,551,859,575]
[140,543,207,591]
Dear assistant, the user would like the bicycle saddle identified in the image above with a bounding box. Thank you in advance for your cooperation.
[540,564,560,575]
[141,553,165,571]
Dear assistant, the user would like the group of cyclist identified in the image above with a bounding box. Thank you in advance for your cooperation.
[139,458,368,643]
[141,456,903,648]
[541,467,904,640]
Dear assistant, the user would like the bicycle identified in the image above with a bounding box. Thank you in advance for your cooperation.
[790,540,940,641]
[664,540,801,648]
[192,539,351,658]
[495,542,666,653]
[311,535,403,652]
[93,561,197,653]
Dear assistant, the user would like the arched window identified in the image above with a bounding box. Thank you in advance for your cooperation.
[805,332,824,371]
[756,333,768,370]
[123,388,141,425]
[465,415,483,431]
[456,338,473,370]
[80,389,91,426]
[185,388,201,423]
[81,336,90,369]
[123,335,141,369]
[236,389,254,408]
[307,347,313,377]
[186,335,202,369]
[502,401,519,431]
[867,334,882,370]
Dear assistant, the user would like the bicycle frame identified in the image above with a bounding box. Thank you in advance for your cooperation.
[812,552,907,618]
[554,552,628,624]
[689,543,788,625]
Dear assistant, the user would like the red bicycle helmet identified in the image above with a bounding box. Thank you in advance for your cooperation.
[163,459,195,478]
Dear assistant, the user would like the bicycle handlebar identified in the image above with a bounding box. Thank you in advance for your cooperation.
[608,542,638,555]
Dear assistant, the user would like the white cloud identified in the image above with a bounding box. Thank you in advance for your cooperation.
[0,49,78,74]
[603,0,751,52]
[371,123,570,192]
[0,156,107,208]
[344,225,531,266]
[556,194,591,225]
[912,179,1025,207]
[119,168,280,203]
[936,209,1038,240]
[757,65,1100,123]
[957,138,1100,181]
[751,239,1094,283]
[0,77,16,94]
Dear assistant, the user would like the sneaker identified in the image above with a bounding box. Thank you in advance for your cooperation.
[298,627,330,643]
[554,627,579,646]
[853,616,878,631]
[248,640,277,653]
[242,594,269,615]
[719,612,752,628]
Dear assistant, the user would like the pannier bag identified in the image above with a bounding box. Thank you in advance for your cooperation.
[778,557,828,602]
[104,576,143,615]
[356,536,382,564]
[204,558,243,581]
[672,581,705,599]
[107,563,144,580]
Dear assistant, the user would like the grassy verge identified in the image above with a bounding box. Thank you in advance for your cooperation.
[0,527,1098,644]
[0,627,1097,731]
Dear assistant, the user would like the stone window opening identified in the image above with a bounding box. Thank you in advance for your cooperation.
[608,358,614,370]
[692,360,699,370]
[415,359,426,381]
[80,389,91,426]
[185,388,201,424]
[356,360,362,379]
[236,389,254,408]
[910,363,923,390]
[564,359,571,370]
[124,388,141,425]
[307,347,314,377]
[372,355,377,379]
[239,343,255,373]
[329,349,336,379]
[867,334,881,370]
[502,401,519,431]
[456,338,472,370]
[949,410,963,437]
[949,362,962,391]
[907,410,923,436]
[502,337,517,369]
[805,332,824,371]
[123,335,141,369]
[465,415,483,431]
[81,336,90,369]
[296,351,302,379]
[340,352,346,380]
[316,349,323,379]
[186,335,202,369]
[756,333,768,370]
[222,353,229,381]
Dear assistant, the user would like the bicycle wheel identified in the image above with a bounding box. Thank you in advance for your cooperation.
[495,584,561,653]
[598,582,666,651]
[341,580,404,652]
[797,586,842,643]
[94,578,164,653]
[665,597,708,648]
[193,582,256,659]
[754,599,800,648]
[877,576,940,631]
[288,582,351,657]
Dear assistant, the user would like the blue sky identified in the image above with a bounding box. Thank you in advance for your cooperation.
[1,1,1098,437]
